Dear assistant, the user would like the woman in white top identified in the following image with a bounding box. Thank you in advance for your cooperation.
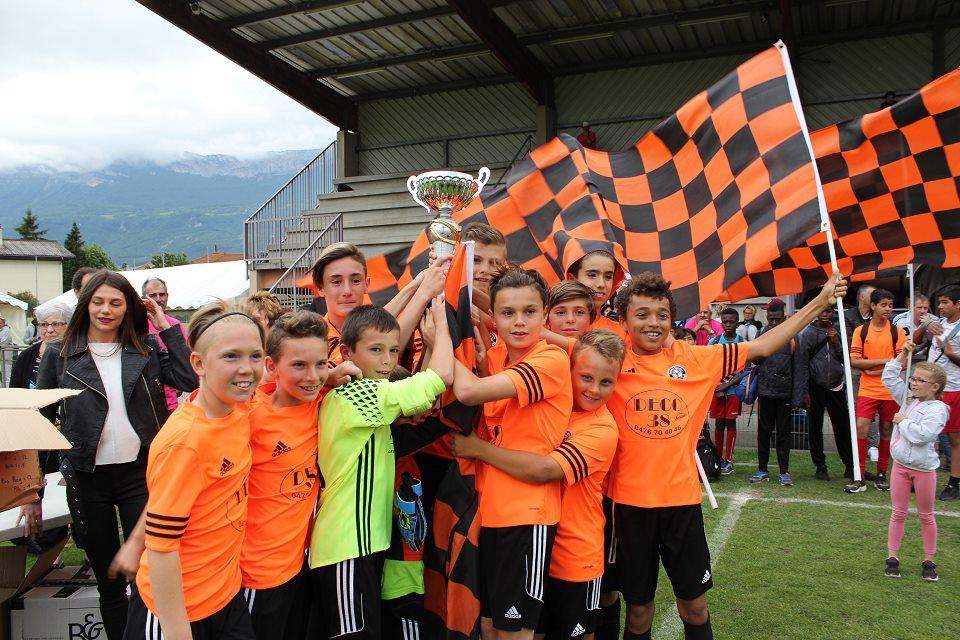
[37,271,197,639]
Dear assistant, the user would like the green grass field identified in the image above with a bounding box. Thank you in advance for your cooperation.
[642,449,960,639]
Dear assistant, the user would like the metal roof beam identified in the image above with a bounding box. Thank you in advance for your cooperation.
[136,0,357,129]
[445,0,552,105]
[313,43,489,78]
[253,0,516,49]
[223,1,367,29]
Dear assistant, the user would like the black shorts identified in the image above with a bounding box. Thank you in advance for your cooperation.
[123,588,254,640]
[310,552,385,639]
[243,568,307,640]
[613,503,713,604]
[601,495,618,593]
[479,524,556,632]
[535,576,602,637]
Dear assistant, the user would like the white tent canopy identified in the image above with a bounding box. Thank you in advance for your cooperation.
[48,261,250,313]
[0,293,28,345]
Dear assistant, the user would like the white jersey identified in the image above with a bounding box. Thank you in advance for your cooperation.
[928,317,960,392]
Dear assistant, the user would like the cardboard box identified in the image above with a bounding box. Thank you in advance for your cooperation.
[15,585,101,640]
[0,540,69,640]
[0,390,75,512]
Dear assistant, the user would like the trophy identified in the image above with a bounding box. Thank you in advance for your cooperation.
[408,167,490,258]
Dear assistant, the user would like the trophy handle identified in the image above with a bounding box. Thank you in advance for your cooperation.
[408,175,428,210]
[475,167,490,193]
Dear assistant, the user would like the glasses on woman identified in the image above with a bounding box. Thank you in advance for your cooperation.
[40,321,67,329]
[908,376,933,385]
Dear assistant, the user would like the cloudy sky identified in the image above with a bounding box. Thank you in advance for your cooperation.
[0,0,339,171]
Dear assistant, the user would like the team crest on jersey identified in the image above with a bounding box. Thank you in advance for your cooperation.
[563,430,572,442]
[666,364,687,379]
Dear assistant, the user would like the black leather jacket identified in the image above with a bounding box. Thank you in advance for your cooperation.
[36,326,198,472]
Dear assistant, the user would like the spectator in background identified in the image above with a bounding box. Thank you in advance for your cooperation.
[880,91,898,109]
[141,277,189,411]
[737,304,762,341]
[684,307,722,345]
[709,308,746,474]
[244,290,284,334]
[71,267,100,298]
[896,294,938,361]
[23,311,39,345]
[11,300,73,551]
[0,316,11,346]
[577,121,597,150]
[750,299,806,486]
[798,308,854,480]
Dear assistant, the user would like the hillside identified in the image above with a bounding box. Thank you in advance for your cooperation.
[0,149,323,265]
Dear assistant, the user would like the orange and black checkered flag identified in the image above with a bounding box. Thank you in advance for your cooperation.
[723,68,960,299]
[422,243,483,640]
[369,43,823,318]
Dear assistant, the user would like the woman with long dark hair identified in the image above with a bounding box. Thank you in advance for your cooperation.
[37,270,198,639]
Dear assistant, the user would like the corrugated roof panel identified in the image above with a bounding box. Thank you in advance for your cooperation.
[797,33,932,100]
[946,28,960,70]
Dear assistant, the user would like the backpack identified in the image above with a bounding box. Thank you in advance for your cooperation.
[697,425,722,481]
[735,365,759,404]
[857,320,904,352]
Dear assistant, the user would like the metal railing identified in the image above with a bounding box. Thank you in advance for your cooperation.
[244,141,337,267]
[268,214,344,309]
[494,133,534,187]
[1,345,29,387]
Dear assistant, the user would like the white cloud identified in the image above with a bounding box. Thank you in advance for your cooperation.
[0,0,338,171]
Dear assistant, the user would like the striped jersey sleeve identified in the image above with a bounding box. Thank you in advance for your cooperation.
[143,444,203,552]
[549,422,618,486]
[504,346,571,408]
[718,341,745,381]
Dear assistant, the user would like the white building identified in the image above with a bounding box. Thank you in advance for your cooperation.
[0,226,74,304]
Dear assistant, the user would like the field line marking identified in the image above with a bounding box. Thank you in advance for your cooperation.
[710,491,960,518]
[654,490,752,640]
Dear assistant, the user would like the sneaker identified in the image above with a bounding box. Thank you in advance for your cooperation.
[720,460,734,475]
[874,472,890,491]
[844,466,854,480]
[815,467,830,481]
[844,480,867,493]
[864,470,878,482]
[940,484,960,501]
[779,472,793,486]
[750,470,770,483]
[884,557,901,578]
[921,561,939,582]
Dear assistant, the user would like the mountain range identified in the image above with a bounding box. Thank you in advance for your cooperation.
[0,149,324,265]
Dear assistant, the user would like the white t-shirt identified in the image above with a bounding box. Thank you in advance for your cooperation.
[89,343,142,465]
[928,318,960,392]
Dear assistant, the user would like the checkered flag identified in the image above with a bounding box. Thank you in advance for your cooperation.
[369,43,823,318]
[723,68,960,300]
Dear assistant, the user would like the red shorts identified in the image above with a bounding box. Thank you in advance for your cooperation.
[942,391,960,433]
[710,394,741,420]
[855,396,899,423]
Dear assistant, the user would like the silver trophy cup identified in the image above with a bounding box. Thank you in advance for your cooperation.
[408,167,490,258]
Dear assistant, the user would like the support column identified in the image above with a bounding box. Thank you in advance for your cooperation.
[336,129,358,181]
[932,23,945,79]
[535,104,556,145]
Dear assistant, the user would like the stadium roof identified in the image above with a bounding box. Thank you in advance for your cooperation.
[138,0,959,129]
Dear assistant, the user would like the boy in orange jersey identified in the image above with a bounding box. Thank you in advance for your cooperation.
[452,268,573,640]
[563,247,628,338]
[241,311,361,640]
[547,281,597,343]
[452,329,623,640]
[605,272,846,640]
[462,222,508,295]
[123,302,266,640]
[846,288,907,493]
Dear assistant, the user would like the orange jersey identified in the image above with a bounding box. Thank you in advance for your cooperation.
[479,340,572,527]
[547,406,618,582]
[325,314,344,366]
[240,383,322,589]
[607,340,748,508]
[591,314,627,340]
[850,320,905,400]
[137,393,252,621]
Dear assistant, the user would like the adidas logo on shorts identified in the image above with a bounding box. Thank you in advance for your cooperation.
[220,458,234,475]
[701,570,711,584]
[504,606,521,619]
[571,623,586,636]
[272,440,292,457]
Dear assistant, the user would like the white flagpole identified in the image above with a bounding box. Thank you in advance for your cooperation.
[776,40,862,482]
[903,264,915,406]
[695,451,719,509]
